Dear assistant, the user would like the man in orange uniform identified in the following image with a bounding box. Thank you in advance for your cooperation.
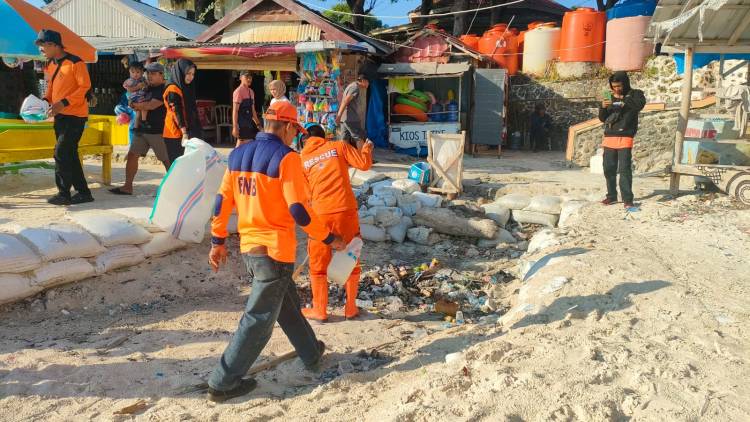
[37,29,93,205]
[207,102,345,403]
[300,125,373,321]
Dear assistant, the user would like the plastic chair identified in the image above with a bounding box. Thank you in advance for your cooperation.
[213,105,232,144]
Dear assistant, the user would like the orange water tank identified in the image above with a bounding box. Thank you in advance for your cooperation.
[559,8,606,63]
[478,24,519,75]
[459,34,480,50]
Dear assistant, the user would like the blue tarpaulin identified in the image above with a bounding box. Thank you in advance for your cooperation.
[366,79,388,148]
[673,53,750,74]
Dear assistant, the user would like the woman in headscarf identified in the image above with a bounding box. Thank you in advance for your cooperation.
[163,58,201,163]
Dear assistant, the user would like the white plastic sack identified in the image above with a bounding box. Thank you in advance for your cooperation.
[110,207,164,233]
[386,217,413,244]
[527,229,561,255]
[150,138,227,243]
[496,193,531,210]
[95,246,146,274]
[512,210,559,227]
[0,233,42,273]
[359,215,375,225]
[371,207,403,227]
[525,196,563,215]
[32,258,96,289]
[481,202,511,227]
[392,179,421,194]
[139,233,187,258]
[412,192,442,208]
[559,201,586,227]
[13,223,105,261]
[68,212,152,247]
[360,224,387,242]
[368,179,393,194]
[407,226,440,245]
[20,94,49,123]
[0,274,39,305]
[373,186,402,198]
[397,194,422,217]
[367,195,387,208]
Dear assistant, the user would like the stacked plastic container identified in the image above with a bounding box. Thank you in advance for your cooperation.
[604,0,658,71]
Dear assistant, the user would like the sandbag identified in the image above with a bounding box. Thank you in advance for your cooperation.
[412,192,442,208]
[359,215,375,225]
[19,94,49,123]
[150,138,227,243]
[139,233,187,258]
[559,201,586,227]
[392,179,421,194]
[110,207,164,233]
[525,195,563,215]
[13,224,105,261]
[373,185,402,198]
[397,194,422,216]
[349,169,387,186]
[32,258,96,289]
[527,229,561,254]
[480,202,511,227]
[0,274,38,305]
[371,207,403,227]
[367,196,386,208]
[512,210,559,227]
[0,233,42,273]
[496,193,531,210]
[95,246,146,274]
[68,212,152,247]
[387,217,413,244]
[406,227,440,245]
[361,224,387,242]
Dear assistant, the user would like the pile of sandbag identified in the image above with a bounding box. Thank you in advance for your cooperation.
[0,209,188,306]
[488,193,587,228]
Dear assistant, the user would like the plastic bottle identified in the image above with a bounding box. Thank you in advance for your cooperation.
[446,101,459,122]
[455,310,465,325]
[327,237,363,285]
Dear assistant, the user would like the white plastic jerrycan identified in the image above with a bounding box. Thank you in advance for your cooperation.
[327,237,363,285]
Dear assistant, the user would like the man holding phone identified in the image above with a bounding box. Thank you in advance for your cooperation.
[598,71,646,209]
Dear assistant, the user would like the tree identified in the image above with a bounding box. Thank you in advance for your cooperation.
[324,0,398,32]
[324,3,384,33]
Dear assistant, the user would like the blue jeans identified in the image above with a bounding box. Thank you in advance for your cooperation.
[208,254,321,391]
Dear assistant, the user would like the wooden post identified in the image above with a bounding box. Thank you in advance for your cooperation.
[669,46,694,195]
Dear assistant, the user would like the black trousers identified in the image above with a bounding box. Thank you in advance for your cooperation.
[164,137,185,166]
[53,115,90,197]
[603,147,633,203]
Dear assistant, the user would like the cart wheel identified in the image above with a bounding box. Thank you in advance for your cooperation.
[729,173,750,206]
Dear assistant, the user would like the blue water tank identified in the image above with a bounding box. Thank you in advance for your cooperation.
[446,101,459,122]
[606,0,657,19]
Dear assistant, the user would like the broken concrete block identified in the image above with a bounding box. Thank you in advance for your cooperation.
[495,193,531,210]
[407,227,440,245]
[525,195,563,214]
[386,217,413,244]
[411,191,443,208]
[397,194,422,216]
[527,229,561,254]
[392,179,421,194]
[480,202,511,227]
[559,201,586,227]
[413,208,498,239]
[372,207,404,227]
[350,168,387,186]
[512,210,559,227]
[361,224,388,242]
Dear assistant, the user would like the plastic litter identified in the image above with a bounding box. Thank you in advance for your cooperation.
[327,237,363,285]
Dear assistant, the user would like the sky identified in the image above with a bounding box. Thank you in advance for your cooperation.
[28,0,599,26]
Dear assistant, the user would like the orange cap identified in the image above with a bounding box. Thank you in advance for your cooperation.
[263,101,307,135]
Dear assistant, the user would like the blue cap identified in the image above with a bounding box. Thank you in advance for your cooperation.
[35,29,64,48]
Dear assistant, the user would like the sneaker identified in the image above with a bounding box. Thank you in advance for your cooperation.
[624,202,635,209]
[601,198,616,206]
[207,378,257,403]
[70,193,95,204]
[304,340,327,372]
[47,193,71,206]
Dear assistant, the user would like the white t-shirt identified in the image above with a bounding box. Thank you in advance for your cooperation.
[270,96,289,106]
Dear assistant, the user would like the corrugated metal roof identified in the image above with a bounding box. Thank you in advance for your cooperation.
[118,0,207,39]
[83,36,194,53]
[221,21,321,43]
[649,0,750,52]
[378,62,471,76]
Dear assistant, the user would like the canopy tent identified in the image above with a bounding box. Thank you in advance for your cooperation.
[648,0,750,204]
[0,0,96,63]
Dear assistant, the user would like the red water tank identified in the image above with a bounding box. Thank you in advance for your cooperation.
[459,34,480,50]
[559,8,606,63]
[478,24,519,75]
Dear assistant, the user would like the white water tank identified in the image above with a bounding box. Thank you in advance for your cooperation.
[522,26,561,76]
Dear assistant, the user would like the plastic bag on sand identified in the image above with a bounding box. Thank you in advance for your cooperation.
[139,233,187,258]
[496,193,531,210]
[361,224,387,242]
[392,179,421,195]
[20,95,49,123]
[0,274,39,305]
[110,207,164,233]
[0,233,42,273]
[525,195,563,215]
[150,138,226,243]
[512,210,559,227]
[32,258,96,289]
[95,246,146,274]
[13,223,105,261]
[387,217,413,243]
[68,212,152,247]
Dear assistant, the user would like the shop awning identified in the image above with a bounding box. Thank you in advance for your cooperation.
[83,37,195,55]
[160,40,372,59]
[377,62,472,78]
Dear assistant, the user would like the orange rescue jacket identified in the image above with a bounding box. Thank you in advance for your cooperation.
[43,54,91,118]
[211,132,334,263]
[163,84,187,139]
[300,137,373,215]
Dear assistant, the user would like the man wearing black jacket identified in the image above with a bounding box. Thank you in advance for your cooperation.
[598,71,646,208]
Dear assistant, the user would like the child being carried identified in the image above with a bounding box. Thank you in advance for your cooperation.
[123,61,151,131]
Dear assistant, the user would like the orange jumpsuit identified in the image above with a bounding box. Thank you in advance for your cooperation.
[300,136,373,320]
